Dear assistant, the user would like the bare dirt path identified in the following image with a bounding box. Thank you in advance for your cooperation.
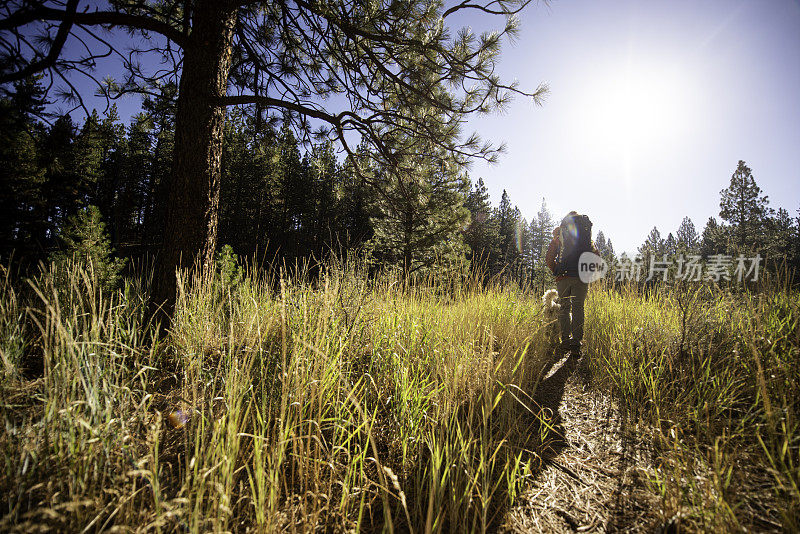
[503,354,662,533]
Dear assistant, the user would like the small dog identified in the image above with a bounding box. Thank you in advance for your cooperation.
[542,289,560,313]
[541,289,561,346]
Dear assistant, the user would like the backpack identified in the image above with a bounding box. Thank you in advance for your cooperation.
[555,214,593,277]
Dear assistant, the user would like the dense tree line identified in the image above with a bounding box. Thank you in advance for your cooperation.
[4,78,797,286]
[0,79,372,268]
[0,78,563,286]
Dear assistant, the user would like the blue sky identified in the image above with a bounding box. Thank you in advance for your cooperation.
[460,0,800,253]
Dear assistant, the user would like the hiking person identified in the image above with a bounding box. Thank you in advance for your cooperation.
[545,211,595,355]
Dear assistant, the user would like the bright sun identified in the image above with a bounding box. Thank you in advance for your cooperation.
[579,61,691,164]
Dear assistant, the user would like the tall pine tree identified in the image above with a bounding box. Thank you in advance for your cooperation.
[720,160,771,254]
[700,217,728,257]
[639,226,665,259]
[369,146,469,277]
[0,78,48,258]
[676,216,699,255]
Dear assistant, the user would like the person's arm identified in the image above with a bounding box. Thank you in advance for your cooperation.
[545,236,559,274]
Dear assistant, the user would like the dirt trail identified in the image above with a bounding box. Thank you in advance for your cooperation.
[503,354,661,533]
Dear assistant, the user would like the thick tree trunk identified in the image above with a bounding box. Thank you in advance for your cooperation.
[150,0,237,320]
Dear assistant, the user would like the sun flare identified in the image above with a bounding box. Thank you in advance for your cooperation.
[580,61,690,160]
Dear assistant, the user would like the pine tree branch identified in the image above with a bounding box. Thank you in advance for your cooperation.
[0,3,189,52]
[218,94,342,125]
[0,0,79,84]
[442,0,534,18]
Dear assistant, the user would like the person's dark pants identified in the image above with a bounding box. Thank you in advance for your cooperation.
[556,277,588,349]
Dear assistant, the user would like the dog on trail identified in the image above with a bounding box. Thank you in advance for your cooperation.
[541,289,561,347]
[542,288,560,313]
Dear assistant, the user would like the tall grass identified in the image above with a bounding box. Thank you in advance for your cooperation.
[2,259,798,532]
[1,259,556,532]
[585,280,800,531]
[1,260,160,531]
[0,265,26,379]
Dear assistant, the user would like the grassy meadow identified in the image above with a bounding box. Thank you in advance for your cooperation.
[0,259,798,532]
[584,278,800,531]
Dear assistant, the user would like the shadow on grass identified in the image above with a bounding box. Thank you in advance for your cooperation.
[478,351,584,531]
[368,351,640,533]
[533,351,582,459]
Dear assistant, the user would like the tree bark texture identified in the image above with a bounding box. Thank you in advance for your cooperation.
[150,0,237,319]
